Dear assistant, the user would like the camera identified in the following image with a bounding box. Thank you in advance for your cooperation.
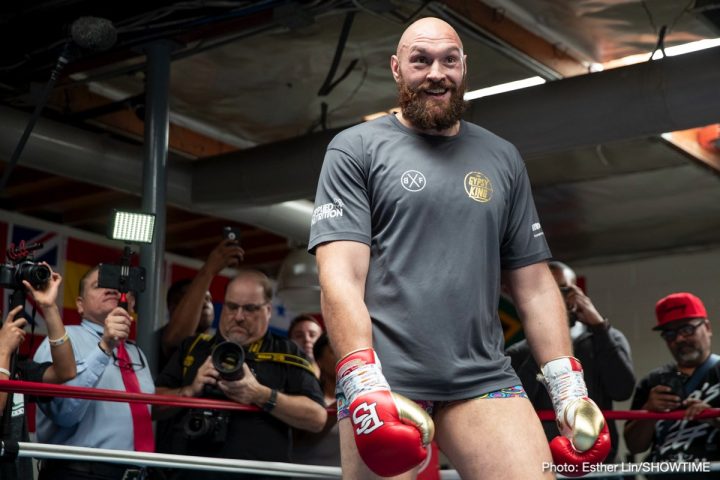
[183,342,245,443]
[212,341,245,381]
[183,409,229,443]
[658,371,686,400]
[202,341,246,398]
[0,259,51,291]
[0,242,51,292]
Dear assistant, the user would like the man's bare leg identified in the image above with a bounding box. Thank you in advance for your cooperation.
[434,396,554,479]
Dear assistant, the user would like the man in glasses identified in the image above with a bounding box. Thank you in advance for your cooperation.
[155,269,326,479]
[624,292,720,477]
[34,265,155,480]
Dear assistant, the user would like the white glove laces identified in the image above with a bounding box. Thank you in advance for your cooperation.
[538,357,588,436]
[337,354,390,404]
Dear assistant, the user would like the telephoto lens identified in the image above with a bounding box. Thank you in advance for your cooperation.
[211,341,245,381]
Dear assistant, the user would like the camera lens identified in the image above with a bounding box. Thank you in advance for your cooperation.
[211,341,245,381]
[184,411,212,438]
[16,261,51,290]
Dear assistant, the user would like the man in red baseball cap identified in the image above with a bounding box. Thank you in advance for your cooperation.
[624,292,720,477]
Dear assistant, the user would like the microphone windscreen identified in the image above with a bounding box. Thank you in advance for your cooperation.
[70,16,117,52]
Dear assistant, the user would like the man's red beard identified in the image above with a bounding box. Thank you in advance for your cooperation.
[397,75,467,132]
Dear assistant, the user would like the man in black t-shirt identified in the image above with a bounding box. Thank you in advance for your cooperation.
[625,292,720,478]
[155,269,326,480]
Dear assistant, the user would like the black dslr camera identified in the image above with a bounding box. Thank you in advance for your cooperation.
[183,409,230,443]
[183,342,246,442]
[203,341,247,398]
[0,242,50,291]
[212,341,246,381]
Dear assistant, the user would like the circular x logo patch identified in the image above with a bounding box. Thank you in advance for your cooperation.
[401,170,426,192]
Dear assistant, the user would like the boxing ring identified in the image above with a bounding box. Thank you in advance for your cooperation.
[2,380,719,479]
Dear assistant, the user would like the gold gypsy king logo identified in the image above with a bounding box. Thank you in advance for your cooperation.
[464,171,493,202]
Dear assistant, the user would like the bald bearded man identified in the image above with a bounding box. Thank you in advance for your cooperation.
[309,17,610,479]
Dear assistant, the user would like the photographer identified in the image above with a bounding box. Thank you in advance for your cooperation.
[34,265,154,480]
[624,292,720,478]
[160,237,244,369]
[506,261,635,464]
[155,269,326,480]
[1,264,76,480]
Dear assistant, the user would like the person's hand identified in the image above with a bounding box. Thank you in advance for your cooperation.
[563,285,605,328]
[217,363,263,404]
[186,357,219,397]
[23,263,62,310]
[541,357,611,476]
[0,306,27,357]
[682,398,715,422]
[100,306,132,351]
[643,385,683,413]
[336,348,434,477]
[205,239,244,274]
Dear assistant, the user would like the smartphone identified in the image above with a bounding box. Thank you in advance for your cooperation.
[223,226,241,243]
[98,263,146,293]
[658,372,686,400]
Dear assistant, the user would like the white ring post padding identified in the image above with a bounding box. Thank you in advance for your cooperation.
[18,442,342,478]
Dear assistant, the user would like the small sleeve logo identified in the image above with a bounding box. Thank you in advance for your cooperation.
[312,198,344,225]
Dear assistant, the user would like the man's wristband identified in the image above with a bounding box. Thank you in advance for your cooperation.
[263,388,278,412]
[49,332,69,347]
[0,367,11,377]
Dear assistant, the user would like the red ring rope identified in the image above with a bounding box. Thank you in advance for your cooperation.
[0,380,714,419]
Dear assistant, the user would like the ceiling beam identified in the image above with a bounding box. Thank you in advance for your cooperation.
[467,46,720,156]
[191,46,720,205]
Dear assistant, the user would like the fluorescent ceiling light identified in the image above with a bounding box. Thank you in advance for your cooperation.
[662,37,720,57]
[463,76,546,101]
[601,37,720,70]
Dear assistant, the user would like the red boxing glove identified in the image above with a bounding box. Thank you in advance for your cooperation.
[540,357,611,477]
[337,348,434,477]
[550,423,611,477]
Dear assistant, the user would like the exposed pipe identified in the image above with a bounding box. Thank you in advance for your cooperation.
[0,105,313,244]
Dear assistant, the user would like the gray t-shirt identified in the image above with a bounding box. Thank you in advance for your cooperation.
[309,114,551,400]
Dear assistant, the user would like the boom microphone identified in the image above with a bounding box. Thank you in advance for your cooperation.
[0,16,117,193]
[70,16,117,53]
